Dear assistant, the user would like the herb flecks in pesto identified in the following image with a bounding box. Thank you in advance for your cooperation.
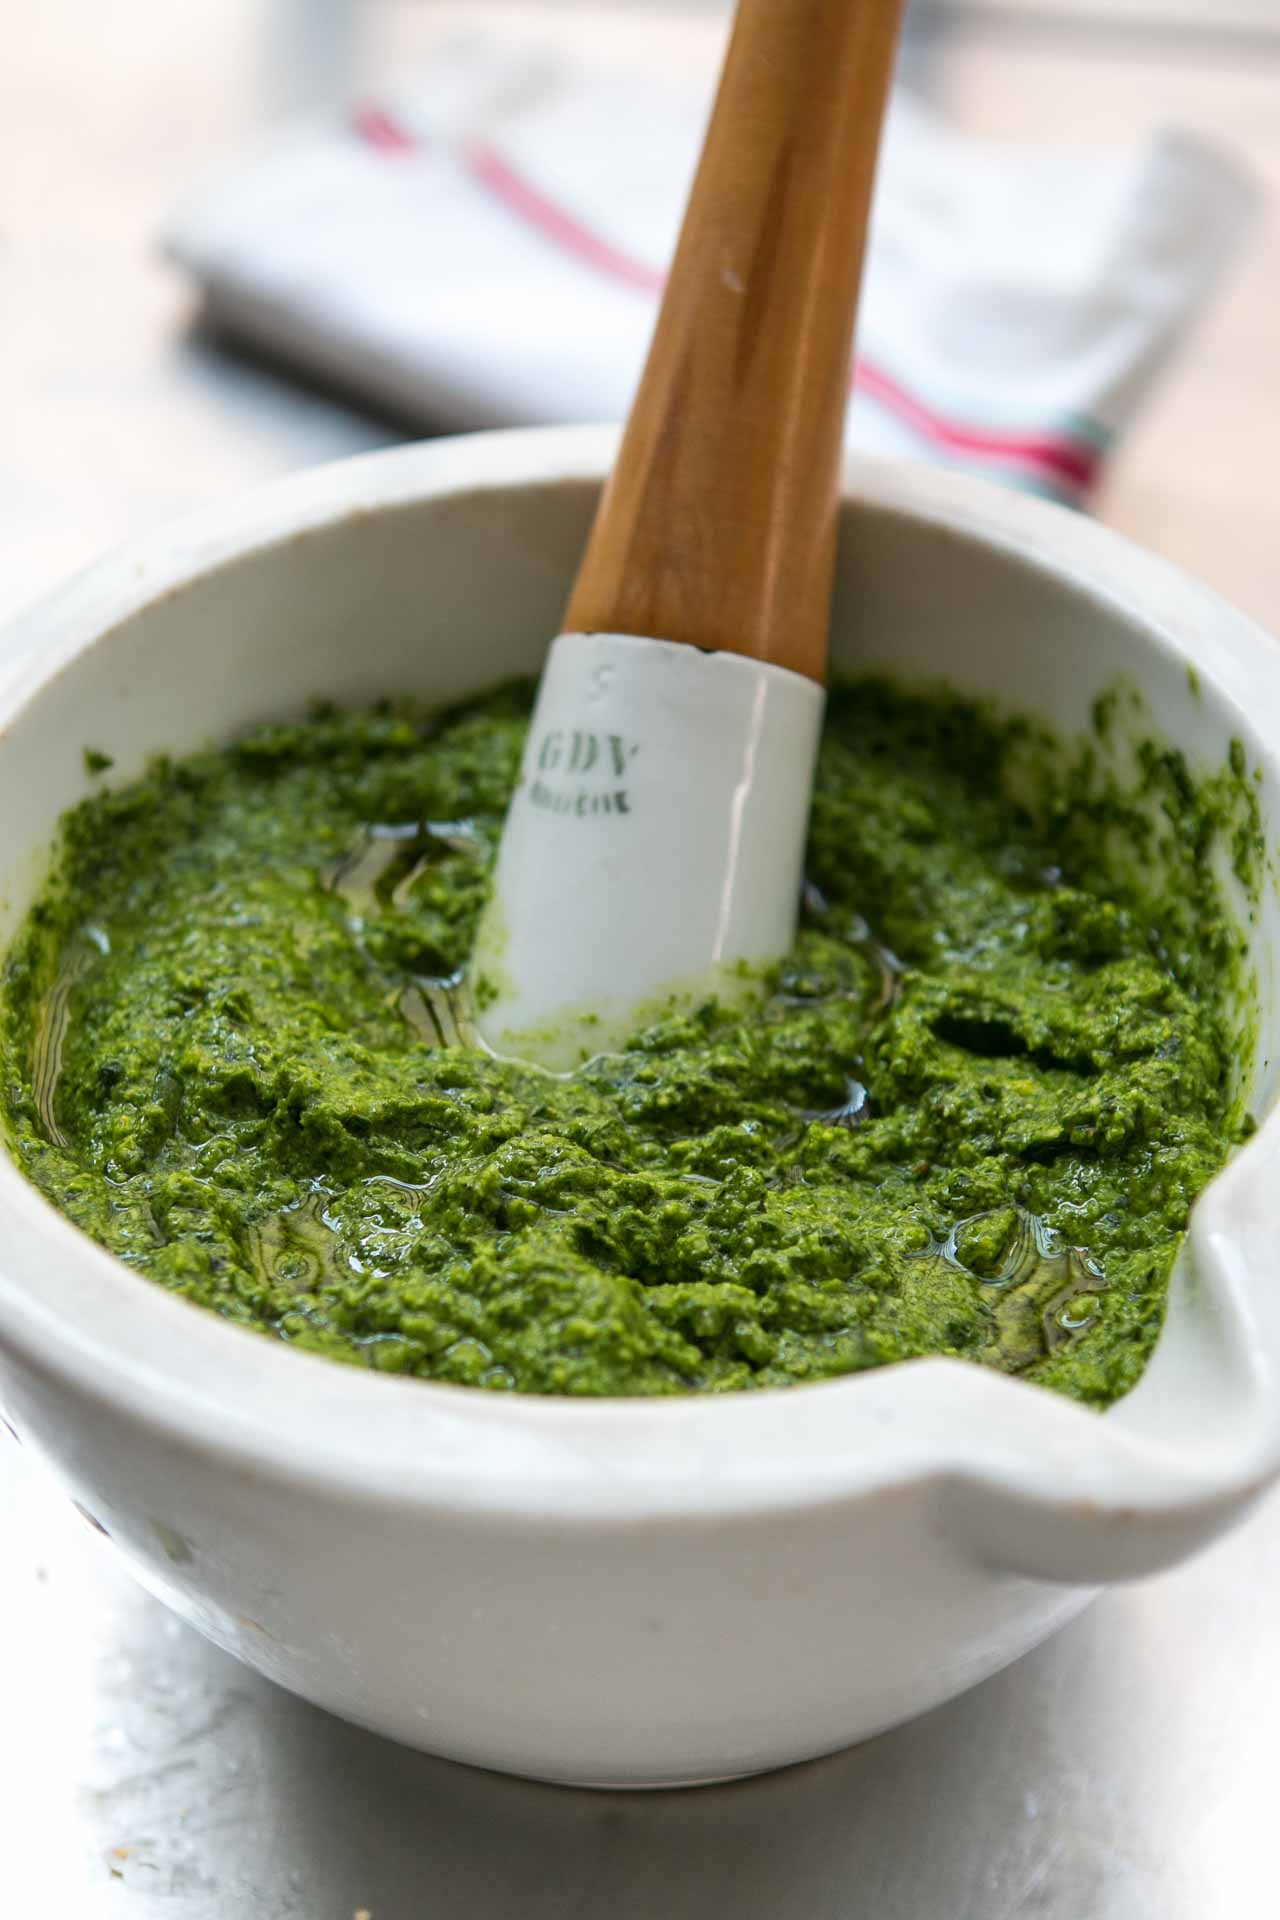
[0,681,1257,1403]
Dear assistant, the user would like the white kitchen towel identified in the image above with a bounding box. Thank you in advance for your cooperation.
[165,34,1259,508]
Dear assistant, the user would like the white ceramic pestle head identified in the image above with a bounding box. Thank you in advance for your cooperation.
[471,632,824,1069]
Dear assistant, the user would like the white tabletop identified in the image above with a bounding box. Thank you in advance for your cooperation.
[2,6,1278,1912]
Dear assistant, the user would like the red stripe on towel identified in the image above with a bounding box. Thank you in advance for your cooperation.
[465,139,668,296]
[355,106,1103,498]
[353,104,420,155]
[850,359,1100,494]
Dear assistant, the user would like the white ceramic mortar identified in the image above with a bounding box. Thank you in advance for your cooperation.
[0,427,1275,1786]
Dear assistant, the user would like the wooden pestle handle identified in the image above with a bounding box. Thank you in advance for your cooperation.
[564,0,906,684]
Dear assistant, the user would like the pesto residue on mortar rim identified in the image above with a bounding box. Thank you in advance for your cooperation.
[0,678,1265,1404]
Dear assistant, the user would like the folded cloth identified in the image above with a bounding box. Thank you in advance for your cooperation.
[165,34,1258,508]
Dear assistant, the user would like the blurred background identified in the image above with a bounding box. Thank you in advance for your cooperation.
[3,0,1278,636]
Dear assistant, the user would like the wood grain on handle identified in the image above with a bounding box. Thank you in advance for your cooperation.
[564,0,906,683]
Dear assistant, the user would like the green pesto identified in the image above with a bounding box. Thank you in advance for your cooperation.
[0,681,1261,1403]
